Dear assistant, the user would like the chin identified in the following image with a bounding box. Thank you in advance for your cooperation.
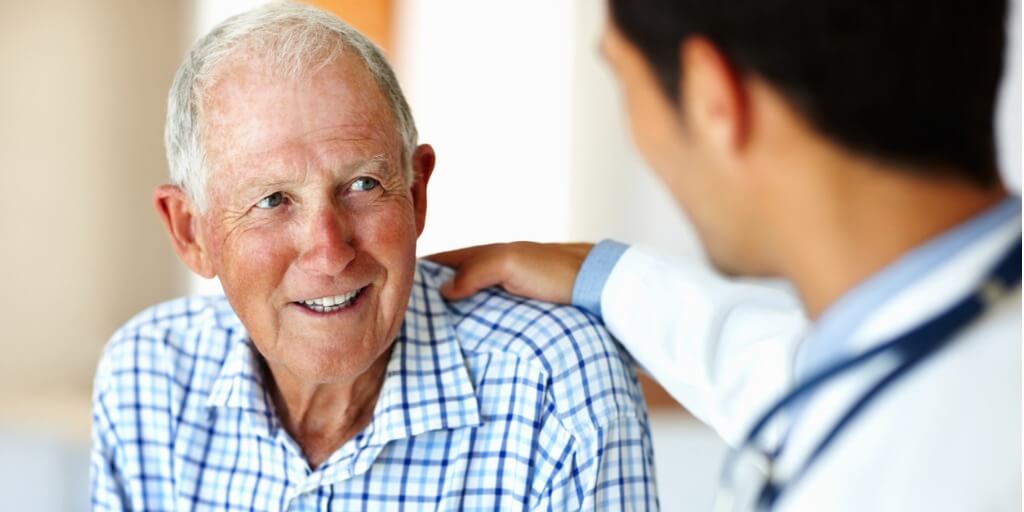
[703,235,756,278]
[708,256,747,278]
[295,339,393,384]
[707,244,777,279]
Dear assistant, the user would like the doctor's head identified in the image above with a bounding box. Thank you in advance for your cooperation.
[601,0,1008,276]
[153,3,436,387]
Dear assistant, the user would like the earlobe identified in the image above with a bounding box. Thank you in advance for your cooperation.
[153,184,216,278]
[409,144,436,236]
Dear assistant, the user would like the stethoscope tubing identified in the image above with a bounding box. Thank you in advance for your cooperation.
[718,236,1022,511]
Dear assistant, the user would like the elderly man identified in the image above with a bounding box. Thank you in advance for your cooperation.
[90,3,656,510]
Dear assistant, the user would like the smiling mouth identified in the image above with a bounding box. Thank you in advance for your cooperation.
[294,287,366,314]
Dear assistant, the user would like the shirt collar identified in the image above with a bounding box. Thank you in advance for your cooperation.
[796,195,1022,379]
[366,262,483,445]
[204,313,280,438]
[204,262,482,452]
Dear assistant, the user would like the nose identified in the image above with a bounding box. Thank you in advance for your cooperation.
[296,206,356,276]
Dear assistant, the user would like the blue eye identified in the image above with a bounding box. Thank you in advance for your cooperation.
[351,177,380,192]
[256,192,285,209]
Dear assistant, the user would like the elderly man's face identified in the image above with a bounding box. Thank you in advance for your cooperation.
[192,53,430,384]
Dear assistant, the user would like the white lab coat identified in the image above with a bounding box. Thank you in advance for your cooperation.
[601,217,1021,511]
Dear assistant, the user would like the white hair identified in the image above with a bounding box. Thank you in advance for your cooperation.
[165,1,418,210]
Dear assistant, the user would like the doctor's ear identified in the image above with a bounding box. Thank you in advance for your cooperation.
[153,184,216,279]
[409,144,436,236]
[677,37,749,154]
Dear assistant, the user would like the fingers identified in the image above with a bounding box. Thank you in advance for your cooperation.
[439,253,508,300]
[427,241,595,303]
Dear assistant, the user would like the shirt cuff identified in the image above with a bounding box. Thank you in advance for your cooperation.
[571,240,629,317]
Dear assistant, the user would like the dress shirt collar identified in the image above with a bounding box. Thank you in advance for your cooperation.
[796,195,1022,379]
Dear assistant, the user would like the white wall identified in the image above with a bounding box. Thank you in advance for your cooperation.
[997,0,1022,192]
[393,0,707,261]
[395,0,575,256]
[568,1,703,260]
[195,0,271,37]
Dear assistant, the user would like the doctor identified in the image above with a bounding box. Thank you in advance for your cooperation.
[430,0,1021,510]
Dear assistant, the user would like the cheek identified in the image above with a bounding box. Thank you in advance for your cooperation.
[354,204,419,311]
[357,205,418,272]
[623,83,687,171]
[216,225,295,300]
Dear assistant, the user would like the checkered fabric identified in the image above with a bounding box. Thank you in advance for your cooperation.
[91,260,658,511]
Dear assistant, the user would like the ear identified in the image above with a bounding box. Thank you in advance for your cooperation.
[153,184,216,278]
[409,144,436,236]
[678,37,749,155]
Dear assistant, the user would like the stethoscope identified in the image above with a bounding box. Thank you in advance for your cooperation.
[715,236,1022,512]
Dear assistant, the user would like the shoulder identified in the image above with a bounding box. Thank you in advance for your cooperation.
[417,260,647,431]
[800,290,1021,510]
[97,295,238,379]
[878,287,1020,431]
[92,296,240,426]
[886,288,1020,447]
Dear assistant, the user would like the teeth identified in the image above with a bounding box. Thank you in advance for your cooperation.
[299,289,361,311]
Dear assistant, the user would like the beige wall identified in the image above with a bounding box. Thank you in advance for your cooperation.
[0,1,189,403]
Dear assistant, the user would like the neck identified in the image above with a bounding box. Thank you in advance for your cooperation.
[263,347,392,469]
[770,160,1006,319]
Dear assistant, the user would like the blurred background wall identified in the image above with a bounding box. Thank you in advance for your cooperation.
[0,2,190,510]
[0,0,1019,510]
[0,0,188,403]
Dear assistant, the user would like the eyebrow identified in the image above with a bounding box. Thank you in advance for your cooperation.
[236,153,392,191]
[359,153,388,172]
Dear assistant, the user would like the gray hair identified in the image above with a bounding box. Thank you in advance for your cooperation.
[165,1,418,210]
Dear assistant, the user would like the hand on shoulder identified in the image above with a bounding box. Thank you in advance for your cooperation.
[426,241,593,304]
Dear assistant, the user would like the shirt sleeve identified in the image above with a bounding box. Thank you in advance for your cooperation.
[571,240,629,316]
[582,415,659,510]
[533,415,659,511]
[91,382,129,511]
[575,243,810,445]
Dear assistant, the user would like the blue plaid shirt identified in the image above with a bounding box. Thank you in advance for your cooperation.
[91,260,658,511]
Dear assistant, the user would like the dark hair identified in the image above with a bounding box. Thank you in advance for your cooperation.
[610,0,1007,186]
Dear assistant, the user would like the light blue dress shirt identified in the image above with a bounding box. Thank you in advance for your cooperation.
[92,260,658,511]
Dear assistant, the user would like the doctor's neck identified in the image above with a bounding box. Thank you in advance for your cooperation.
[763,148,1008,320]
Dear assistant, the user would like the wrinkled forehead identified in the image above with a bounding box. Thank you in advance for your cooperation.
[198,51,402,176]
